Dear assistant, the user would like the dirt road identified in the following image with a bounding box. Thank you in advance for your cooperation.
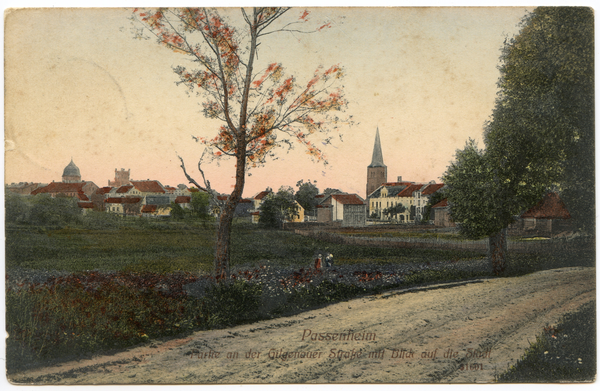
[10,266,595,384]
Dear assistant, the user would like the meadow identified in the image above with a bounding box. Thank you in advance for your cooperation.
[5,220,484,273]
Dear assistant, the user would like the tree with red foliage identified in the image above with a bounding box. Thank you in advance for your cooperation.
[133,8,350,280]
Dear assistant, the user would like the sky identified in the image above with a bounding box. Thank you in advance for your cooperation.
[4,5,533,198]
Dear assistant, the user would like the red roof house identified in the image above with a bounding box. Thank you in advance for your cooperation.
[515,192,571,236]
[31,181,99,199]
[130,180,166,194]
[521,192,571,220]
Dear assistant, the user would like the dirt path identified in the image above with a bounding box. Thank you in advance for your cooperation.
[9,266,595,384]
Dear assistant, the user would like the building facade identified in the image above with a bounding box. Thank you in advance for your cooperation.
[369,182,445,223]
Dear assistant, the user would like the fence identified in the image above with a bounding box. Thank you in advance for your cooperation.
[294,229,594,255]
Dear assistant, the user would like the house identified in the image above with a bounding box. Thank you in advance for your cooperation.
[76,192,94,214]
[104,197,143,216]
[141,204,171,218]
[6,182,44,195]
[319,193,366,227]
[77,201,95,214]
[109,180,168,210]
[250,190,272,223]
[368,181,445,223]
[146,195,172,206]
[430,198,455,228]
[510,192,571,237]
[174,195,191,209]
[288,201,305,223]
[416,183,445,221]
[164,186,177,194]
[235,198,253,218]
[174,184,192,196]
[91,187,114,211]
[130,180,167,197]
[31,181,99,200]
[367,182,417,222]
[113,184,137,197]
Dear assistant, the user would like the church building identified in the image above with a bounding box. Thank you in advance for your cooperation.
[366,128,387,198]
[31,159,98,199]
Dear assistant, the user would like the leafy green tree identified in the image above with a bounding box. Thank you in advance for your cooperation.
[29,194,82,227]
[421,190,446,223]
[382,203,406,221]
[5,192,30,224]
[442,140,510,274]
[295,179,319,215]
[484,7,594,230]
[259,186,299,228]
[190,191,211,220]
[443,7,594,274]
[170,201,187,220]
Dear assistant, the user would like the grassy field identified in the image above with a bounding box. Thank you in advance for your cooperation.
[337,230,467,241]
[5,221,484,273]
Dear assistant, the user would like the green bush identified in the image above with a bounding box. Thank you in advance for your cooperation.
[81,210,123,229]
[202,280,263,327]
[279,280,366,313]
[5,272,204,372]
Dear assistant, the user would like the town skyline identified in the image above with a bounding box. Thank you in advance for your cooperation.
[5,6,530,198]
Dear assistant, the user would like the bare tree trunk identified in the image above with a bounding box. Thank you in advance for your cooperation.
[213,15,257,281]
[214,202,234,280]
[487,228,507,275]
[214,148,246,280]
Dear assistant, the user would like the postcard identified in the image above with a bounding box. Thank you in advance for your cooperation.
[4,5,595,385]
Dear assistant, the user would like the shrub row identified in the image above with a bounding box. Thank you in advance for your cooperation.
[5,273,262,373]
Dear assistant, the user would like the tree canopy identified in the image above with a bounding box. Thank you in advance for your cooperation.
[295,179,319,213]
[259,186,299,228]
[443,7,594,273]
[382,203,406,221]
[483,7,594,232]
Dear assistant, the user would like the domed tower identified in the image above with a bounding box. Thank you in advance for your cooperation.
[366,128,387,197]
[62,159,82,183]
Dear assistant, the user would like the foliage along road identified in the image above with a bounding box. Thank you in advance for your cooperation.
[10,266,595,384]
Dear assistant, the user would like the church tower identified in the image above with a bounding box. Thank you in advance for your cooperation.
[366,128,387,197]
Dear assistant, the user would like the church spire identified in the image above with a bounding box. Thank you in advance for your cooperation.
[368,128,386,168]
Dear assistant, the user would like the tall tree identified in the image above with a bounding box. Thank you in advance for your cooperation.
[133,8,349,279]
[295,179,319,215]
[189,191,211,220]
[443,7,594,274]
[259,186,299,228]
[442,140,510,274]
[485,7,594,232]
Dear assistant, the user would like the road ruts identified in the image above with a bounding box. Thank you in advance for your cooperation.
[9,266,595,384]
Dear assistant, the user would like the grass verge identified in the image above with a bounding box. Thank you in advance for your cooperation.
[496,300,596,382]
